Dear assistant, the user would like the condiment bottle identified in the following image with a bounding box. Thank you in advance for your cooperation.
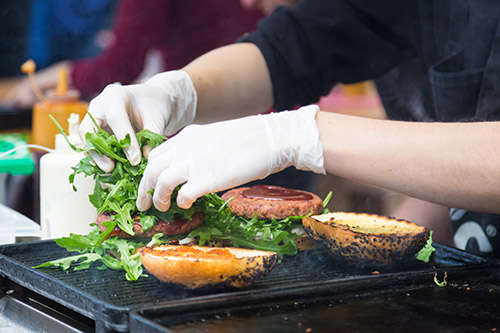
[23,60,88,149]
[39,113,97,239]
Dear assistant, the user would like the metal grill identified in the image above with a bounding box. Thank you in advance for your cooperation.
[0,240,498,332]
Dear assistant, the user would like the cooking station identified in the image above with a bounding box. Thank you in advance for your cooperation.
[0,240,499,332]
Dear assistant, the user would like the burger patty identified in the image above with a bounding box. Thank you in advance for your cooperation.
[221,185,323,220]
[96,211,205,238]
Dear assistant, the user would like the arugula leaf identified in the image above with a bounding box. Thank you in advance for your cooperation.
[187,193,302,256]
[104,238,144,281]
[85,132,129,163]
[434,271,447,287]
[139,215,157,231]
[416,230,436,263]
[55,233,98,252]
[322,191,332,210]
[88,180,107,209]
[49,115,85,153]
[95,220,118,247]
[34,253,102,271]
[136,129,166,148]
[100,254,123,270]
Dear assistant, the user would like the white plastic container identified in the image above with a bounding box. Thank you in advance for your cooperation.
[39,114,97,239]
[0,203,41,244]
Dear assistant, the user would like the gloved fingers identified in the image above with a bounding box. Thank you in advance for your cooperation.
[79,100,116,172]
[136,166,157,211]
[145,71,197,136]
[146,138,174,161]
[136,148,176,211]
[139,130,168,159]
[152,166,189,211]
[140,108,169,135]
[139,110,170,160]
[136,188,153,212]
[142,144,152,159]
[80,88,127,171]
[176,180,211,209]
[88,150,115,173]
[79,111,104,141]
[105,90,142,166]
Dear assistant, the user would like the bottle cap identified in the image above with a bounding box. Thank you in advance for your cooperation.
[55,113,83,153]
[46,67,80,103]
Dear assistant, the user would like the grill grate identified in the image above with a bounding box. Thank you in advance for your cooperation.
[0,240,497,332]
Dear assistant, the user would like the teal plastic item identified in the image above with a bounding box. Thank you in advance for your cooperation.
[0,134,35,175]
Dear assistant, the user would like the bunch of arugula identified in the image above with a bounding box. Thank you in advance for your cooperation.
[35,115,331,281]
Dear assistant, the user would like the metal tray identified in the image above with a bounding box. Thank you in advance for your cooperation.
[0,240,497,332]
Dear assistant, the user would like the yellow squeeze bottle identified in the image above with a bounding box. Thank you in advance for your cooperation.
[24,60,88,149]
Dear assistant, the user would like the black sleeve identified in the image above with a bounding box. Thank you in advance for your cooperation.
[242,0,420,110]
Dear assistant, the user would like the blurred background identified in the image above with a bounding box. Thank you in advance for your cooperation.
[0,0,452,246]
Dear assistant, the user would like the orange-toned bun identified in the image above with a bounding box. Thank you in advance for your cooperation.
[140,245,278,289]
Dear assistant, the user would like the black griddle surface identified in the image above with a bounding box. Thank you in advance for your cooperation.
[131,280,500,332]
[0,240,498,332]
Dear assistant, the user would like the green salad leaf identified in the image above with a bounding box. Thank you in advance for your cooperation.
[434,271,448,287]
[187,193,309,256]
[416,230,436,263]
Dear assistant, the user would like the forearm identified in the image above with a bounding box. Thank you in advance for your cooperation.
[317,111,500,213]
[183,43,274,122]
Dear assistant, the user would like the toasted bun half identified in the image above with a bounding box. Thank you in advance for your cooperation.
[295,235,320,251]
[141,245,278,289]
[302,212,430,264]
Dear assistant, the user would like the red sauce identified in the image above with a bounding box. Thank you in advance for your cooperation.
[241,185,313,201]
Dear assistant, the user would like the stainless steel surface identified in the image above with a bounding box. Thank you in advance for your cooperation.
[0,293,89,332]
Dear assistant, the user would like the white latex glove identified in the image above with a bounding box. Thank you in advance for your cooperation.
[79,70,197,172]
[137,105,326,211]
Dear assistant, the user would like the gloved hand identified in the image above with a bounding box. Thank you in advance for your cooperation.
[79,70,197,172]
[136,105,326,211]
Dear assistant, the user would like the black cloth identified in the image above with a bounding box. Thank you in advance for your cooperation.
[242,0,500,257]
[244,0,418,111]
[0,0,32,77]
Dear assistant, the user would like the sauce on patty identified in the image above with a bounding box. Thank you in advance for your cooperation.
[241,185,313,201]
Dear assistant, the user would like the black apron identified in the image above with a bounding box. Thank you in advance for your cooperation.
[374,0,500,257]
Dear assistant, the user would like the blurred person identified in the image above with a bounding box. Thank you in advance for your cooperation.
[2,0,264,108]
[24,0,117,70]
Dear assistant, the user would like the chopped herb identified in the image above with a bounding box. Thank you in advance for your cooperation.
[434,271,448,287]
[416,230,436,263]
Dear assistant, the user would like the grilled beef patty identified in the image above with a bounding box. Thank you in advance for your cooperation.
[221,185,323,220]
[96,211,204,238]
